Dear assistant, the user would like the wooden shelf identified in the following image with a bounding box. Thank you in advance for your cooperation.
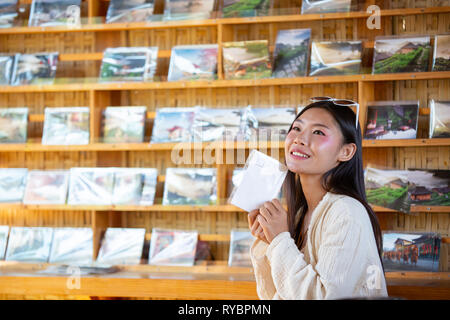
[0,203,242,212]
[1,138,449,152]
[0,140,283,152]
[362,138,450,147]
[0,261,447,299]
[360,71,450,82]
[1,71,449,93]
[2,6,449,35]
[1,203,449,213]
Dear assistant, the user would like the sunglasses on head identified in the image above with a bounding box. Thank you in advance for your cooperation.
[310,96,360,130]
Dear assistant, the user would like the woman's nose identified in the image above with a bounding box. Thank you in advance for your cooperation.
[293,131,308,145]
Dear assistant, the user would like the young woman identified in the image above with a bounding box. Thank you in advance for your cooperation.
[248,100,388,300]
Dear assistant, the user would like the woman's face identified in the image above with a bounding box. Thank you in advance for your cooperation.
[284,107,350,176]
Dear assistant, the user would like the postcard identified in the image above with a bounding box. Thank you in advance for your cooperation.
[406,169,450,207]
[0,55,15,84]
[163,168,217,205]
[192,107,243,141]
[29,0,81,27]
[10,53,59,85]
[67,167,115,205]
[5,227,53,262]
[0,168,28,203]
[49,228,93,265]
[112,168,146,205]
[309,41,362,76]
[429,100,450,138]
[99,47,158,82]
[150,107,196,143]
[373,36,431,74]
[301,0,351,14]
[222,0,271,18]
[0,0,18,28]
[0,107,28,143]
[382,231,441,272]
[230,150,287,212]
[363,101,419,140]
[106,0,155,23]
[250,106,297,140]
[168,44,218,81]
[272,28,311,78]
[42,107,90,145]
[103,106,147,143]
[163,0,214,21]
[223,40,271,80]
[96,228,146,265]
[23,170,69,204]
[149,228,198,266]
[364,166,411,213]
[432,35,450,71]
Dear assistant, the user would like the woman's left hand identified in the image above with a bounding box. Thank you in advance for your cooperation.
[257,198,289,243]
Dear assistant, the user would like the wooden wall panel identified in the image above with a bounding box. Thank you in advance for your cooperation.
[124,83,358,110]
[128,27,218,50]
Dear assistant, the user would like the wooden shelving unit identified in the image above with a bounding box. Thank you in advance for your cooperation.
[0,0,449,300]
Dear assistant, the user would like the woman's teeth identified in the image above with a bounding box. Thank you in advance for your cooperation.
[292,151,310,159]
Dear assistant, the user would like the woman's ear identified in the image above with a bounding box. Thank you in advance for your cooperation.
[338,143,357,162]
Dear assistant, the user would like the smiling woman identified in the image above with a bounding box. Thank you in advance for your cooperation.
[247,100,388,300]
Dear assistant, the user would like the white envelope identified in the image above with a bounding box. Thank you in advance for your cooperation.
[230,150,287,212]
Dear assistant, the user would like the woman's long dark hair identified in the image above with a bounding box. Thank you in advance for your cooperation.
[283,101,384,269]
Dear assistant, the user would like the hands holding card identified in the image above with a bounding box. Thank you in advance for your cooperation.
[248,199,289,244]
[229,150,289,244]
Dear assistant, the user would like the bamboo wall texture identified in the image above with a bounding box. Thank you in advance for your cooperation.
[0,0,449,299]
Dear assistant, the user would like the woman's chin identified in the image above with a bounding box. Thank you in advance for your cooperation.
[286,163,306,174]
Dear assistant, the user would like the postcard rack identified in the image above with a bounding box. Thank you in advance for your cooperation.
[0,0,449,300]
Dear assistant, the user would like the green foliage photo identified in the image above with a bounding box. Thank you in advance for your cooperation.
[366,185,408,207]
[374,45,430,74]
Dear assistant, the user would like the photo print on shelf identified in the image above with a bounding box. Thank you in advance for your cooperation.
[0,107,28,143]
[372,35,431,74]
[106,0,155,23]
[363,101,419,140]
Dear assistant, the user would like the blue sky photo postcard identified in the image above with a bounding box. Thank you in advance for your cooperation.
[168,44,218,81]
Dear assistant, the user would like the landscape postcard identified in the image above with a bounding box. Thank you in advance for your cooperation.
[309,40,362,76]
[272,28,311,78]
[373,36,431,74]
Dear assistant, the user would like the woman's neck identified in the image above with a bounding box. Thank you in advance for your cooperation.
[299,174,328,213]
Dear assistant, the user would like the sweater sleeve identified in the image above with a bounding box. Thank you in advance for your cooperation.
[249,238,278,300]
[265,213,367,300]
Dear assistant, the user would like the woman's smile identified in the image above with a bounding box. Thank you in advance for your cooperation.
[289,147,311,160]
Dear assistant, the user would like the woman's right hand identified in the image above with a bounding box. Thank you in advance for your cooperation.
[248,209,269,244]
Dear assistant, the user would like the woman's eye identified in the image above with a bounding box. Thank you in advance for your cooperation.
[313,130,325,135]
[292,126,301,132]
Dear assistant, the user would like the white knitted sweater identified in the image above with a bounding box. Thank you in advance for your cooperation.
[250,191,388,300]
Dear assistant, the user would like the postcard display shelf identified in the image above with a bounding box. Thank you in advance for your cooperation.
[0,0,450,300]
